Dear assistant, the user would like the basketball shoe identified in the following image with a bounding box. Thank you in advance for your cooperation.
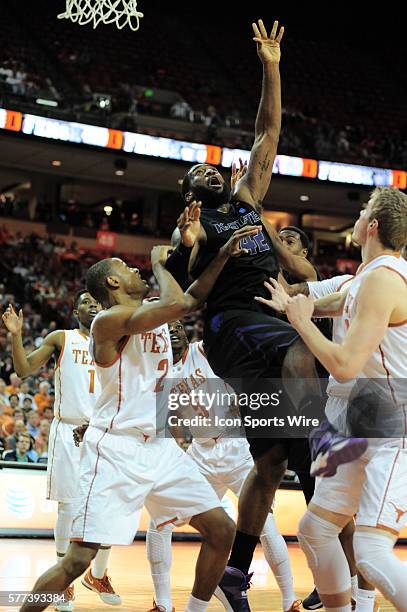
[302,588,322,610]
[310,420,368,477]
[214,566,252,611]
[147,602,175,611]
[81,569,122,605]
[285,600,302,611]
[55,585,74,611]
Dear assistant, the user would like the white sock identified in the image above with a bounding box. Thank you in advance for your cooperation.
[354,530,407,611]
[326,606,351,612]
[147,522,173,611]
[184,594,209,612]
[260,513,297,610]
[350,574,358,600]
[151,574,172,611]
[356,587,375,612]
[92,545,111,579]
[54,502,75,562]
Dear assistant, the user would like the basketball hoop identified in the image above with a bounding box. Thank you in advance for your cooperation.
[58,0,144,31]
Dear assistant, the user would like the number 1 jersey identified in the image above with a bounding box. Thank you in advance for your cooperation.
[54,329,100,423]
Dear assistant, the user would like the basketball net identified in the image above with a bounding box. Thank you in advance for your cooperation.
[58,0,144,31]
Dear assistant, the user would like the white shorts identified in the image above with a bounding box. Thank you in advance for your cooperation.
[312,442,407,533]
[47,419,83,502]
[71,426,221,545]
[187,437,254,500]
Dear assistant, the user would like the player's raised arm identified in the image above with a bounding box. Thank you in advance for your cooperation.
[2,305,62,377]
[233,19,284,210]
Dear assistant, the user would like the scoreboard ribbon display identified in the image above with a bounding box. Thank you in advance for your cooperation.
[1,107,405,188]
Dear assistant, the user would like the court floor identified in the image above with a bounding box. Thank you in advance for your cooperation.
[0,539,403,610]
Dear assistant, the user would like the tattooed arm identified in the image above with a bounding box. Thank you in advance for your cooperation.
[233,19,284,212]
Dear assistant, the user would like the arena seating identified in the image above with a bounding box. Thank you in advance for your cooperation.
[0,0,406,167]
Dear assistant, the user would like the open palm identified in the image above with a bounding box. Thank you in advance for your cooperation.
[2,304,23,334]
[252,19,284,64]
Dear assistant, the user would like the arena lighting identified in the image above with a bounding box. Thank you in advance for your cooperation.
[299,195,309,201]
[51,160,62,167]
[35,98,58,107]
[104,205,113,216]
[0,107,406,189]
[114,158,127,176]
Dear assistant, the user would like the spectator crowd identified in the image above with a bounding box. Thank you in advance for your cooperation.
[0,224,207,465]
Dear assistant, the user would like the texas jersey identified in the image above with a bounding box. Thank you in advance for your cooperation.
[343,254,407,415]
[170,340,243,441]
[89,319,173,435]
[54,329,100,423]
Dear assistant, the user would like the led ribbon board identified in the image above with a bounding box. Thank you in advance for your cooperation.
[1,108,405,188]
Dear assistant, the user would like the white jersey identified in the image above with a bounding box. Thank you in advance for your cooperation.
[54,329,100,424]
[90,318,172,435]
[170,341,242,442]
[308,274,354,398]
[343,254,407,403]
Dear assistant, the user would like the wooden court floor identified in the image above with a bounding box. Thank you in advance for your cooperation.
[0,539,402,611]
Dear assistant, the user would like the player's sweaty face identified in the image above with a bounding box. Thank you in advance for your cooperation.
[169,321,188,352]
[187,164,229,208]
[77,293,101,325]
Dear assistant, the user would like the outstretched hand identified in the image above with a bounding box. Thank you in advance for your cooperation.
[252,19,284,65]
[177,201,201,247]
[2,304,23,335]
[220,225,261,258]
[255,277,290,312]
[285,294,315,329]
[231,158,248,190]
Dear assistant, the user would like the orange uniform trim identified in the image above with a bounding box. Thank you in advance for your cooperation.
[356,253,401,276]
[376,450,400,527]
[95,336,130,368]
[198,343,206,358]
[389,319,407,328]
[81,428,109,539]
[156,516,178,530]
[56,331,66,369]
[378,344,397,405]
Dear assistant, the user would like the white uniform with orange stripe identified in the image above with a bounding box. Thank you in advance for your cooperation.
[312,255,407,532]
[47,329,100,502]
[71,322,220,545]
[170,341,253,503]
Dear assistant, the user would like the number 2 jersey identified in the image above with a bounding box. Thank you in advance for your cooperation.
[89,318,173,436]
[192,201,280,316]
[54,329,101,424]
